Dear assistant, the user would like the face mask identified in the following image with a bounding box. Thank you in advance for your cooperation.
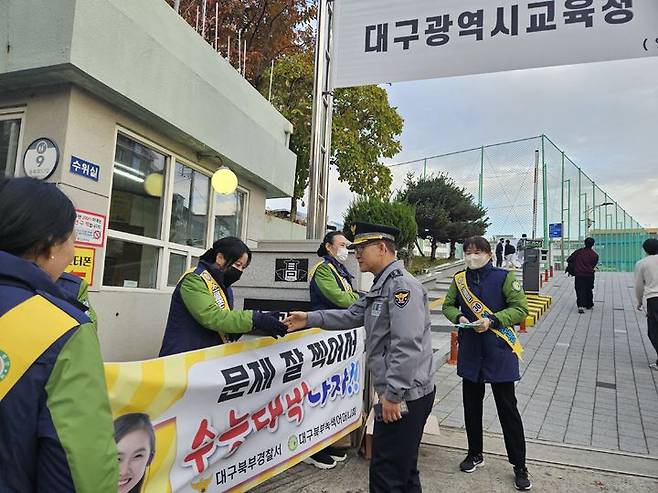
[465,253,490,270]
[334,247,349,263]
[223,266,243,287]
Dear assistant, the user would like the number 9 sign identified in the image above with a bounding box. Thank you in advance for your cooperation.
[23,138,59,180]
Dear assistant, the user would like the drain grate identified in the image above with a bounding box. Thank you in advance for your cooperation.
[613,307,625,311]
[596,381,616,390]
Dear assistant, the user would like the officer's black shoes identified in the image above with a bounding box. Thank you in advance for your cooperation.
[578,307,585,314]
[303,450,336,469]
[325,445,348,462]
[514,466,532,490]
[459,453,484,473]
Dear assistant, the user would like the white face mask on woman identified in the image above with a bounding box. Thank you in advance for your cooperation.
[465,253,490,270]
[334,247,349,263]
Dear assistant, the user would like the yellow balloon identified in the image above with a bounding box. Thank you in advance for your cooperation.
[143,173,164,197]
[212,167,238,194]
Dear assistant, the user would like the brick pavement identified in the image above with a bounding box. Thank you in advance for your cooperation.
[432,272,658,456]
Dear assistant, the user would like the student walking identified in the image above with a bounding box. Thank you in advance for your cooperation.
[503,240,516,269]
[635,238,658,371]
[567,238,599,314]
[495,238,505,268]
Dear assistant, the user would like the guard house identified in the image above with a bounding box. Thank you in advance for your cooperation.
[0,0,297,360]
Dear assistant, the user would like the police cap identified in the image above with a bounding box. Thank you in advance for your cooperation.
[347,222,400,249]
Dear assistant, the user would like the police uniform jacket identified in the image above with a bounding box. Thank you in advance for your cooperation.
[307,260,435,403]
[442,262,528,384]
[0,251,117,492]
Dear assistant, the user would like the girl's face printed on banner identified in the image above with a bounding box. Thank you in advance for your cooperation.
[117,429,151,493]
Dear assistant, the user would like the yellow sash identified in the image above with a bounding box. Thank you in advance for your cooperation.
[309,260,353,293]
[454,271,523,361]
[0,296,80,400]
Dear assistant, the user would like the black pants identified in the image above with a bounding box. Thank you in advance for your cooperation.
[574,275,595,309]
[496,254,503,267]
[370,388,435,493]
[648,297,658,364]
[462,379,526,468]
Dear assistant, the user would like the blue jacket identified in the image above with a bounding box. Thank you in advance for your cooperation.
[0,251,117,492]
[159,261,237,357]
[450,263,521,383]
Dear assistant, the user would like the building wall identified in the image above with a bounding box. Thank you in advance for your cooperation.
[0,85,283,362]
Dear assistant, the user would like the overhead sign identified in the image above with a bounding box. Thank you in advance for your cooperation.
[23,138,59,180]
[332,0,658,88]
[549,222,563,238]
[70,156,100,182]
[64,246,95,285]
[104,327,365,492]
[74,209,106,247]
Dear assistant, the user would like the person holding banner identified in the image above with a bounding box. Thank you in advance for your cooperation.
[285,222,436,493]
[0,177,118,492]
[442,236,531,491]
[304,231,359,468]
[159,236,287,356]
[57,271,98,330]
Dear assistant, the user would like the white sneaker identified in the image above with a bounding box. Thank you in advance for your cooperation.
[650,363,658,371]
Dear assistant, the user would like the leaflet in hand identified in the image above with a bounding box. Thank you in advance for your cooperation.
[454,320,484,329]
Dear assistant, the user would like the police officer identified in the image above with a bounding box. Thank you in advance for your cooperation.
[442,236,531,490]
[56,272,98,330]
[0,178,117,491]
[285,222,436,492]
[159,236,287,356]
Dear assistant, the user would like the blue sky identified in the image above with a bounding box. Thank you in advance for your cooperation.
[270,55,658,230]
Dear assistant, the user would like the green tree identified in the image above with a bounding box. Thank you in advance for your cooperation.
[398,173,490,259]
[259,50,403,219]
[342,197,417,261]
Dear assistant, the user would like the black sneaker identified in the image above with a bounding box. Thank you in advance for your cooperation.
[459,453,484,473]
[514,466,532,490]
[578,307,585,314]
[325,445,348,462]
[303,451,336,469]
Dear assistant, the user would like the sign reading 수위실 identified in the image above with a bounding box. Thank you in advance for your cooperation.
[275,259,309,283]
[70,156,100,182]
[74,209,106,247]
[104,327,366,492]
[331,0,658,88]
[64,246,95,285]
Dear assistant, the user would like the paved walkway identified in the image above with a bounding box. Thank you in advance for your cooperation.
[433,272,658,456]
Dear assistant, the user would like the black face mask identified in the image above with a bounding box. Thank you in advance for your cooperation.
[223,266,243,287]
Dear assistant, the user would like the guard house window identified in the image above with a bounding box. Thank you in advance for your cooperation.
[104,131,249,290]
[109,134,166,238]
[170,162,210,247]
[105,134,167,288]
[214,189,246,240]
[103,238,159,289]
[0,119,21,178]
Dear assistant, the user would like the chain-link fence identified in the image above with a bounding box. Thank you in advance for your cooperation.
[389,135,648,272]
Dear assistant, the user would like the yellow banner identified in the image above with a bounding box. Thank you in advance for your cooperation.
[105,328,365,493]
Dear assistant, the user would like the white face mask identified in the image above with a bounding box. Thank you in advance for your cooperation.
[465,253,490,270]
[334,247,349,263]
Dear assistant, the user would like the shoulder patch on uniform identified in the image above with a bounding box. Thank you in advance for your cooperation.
[390,269,403,278]
[512,280,522,292]
[393,289,411,308]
